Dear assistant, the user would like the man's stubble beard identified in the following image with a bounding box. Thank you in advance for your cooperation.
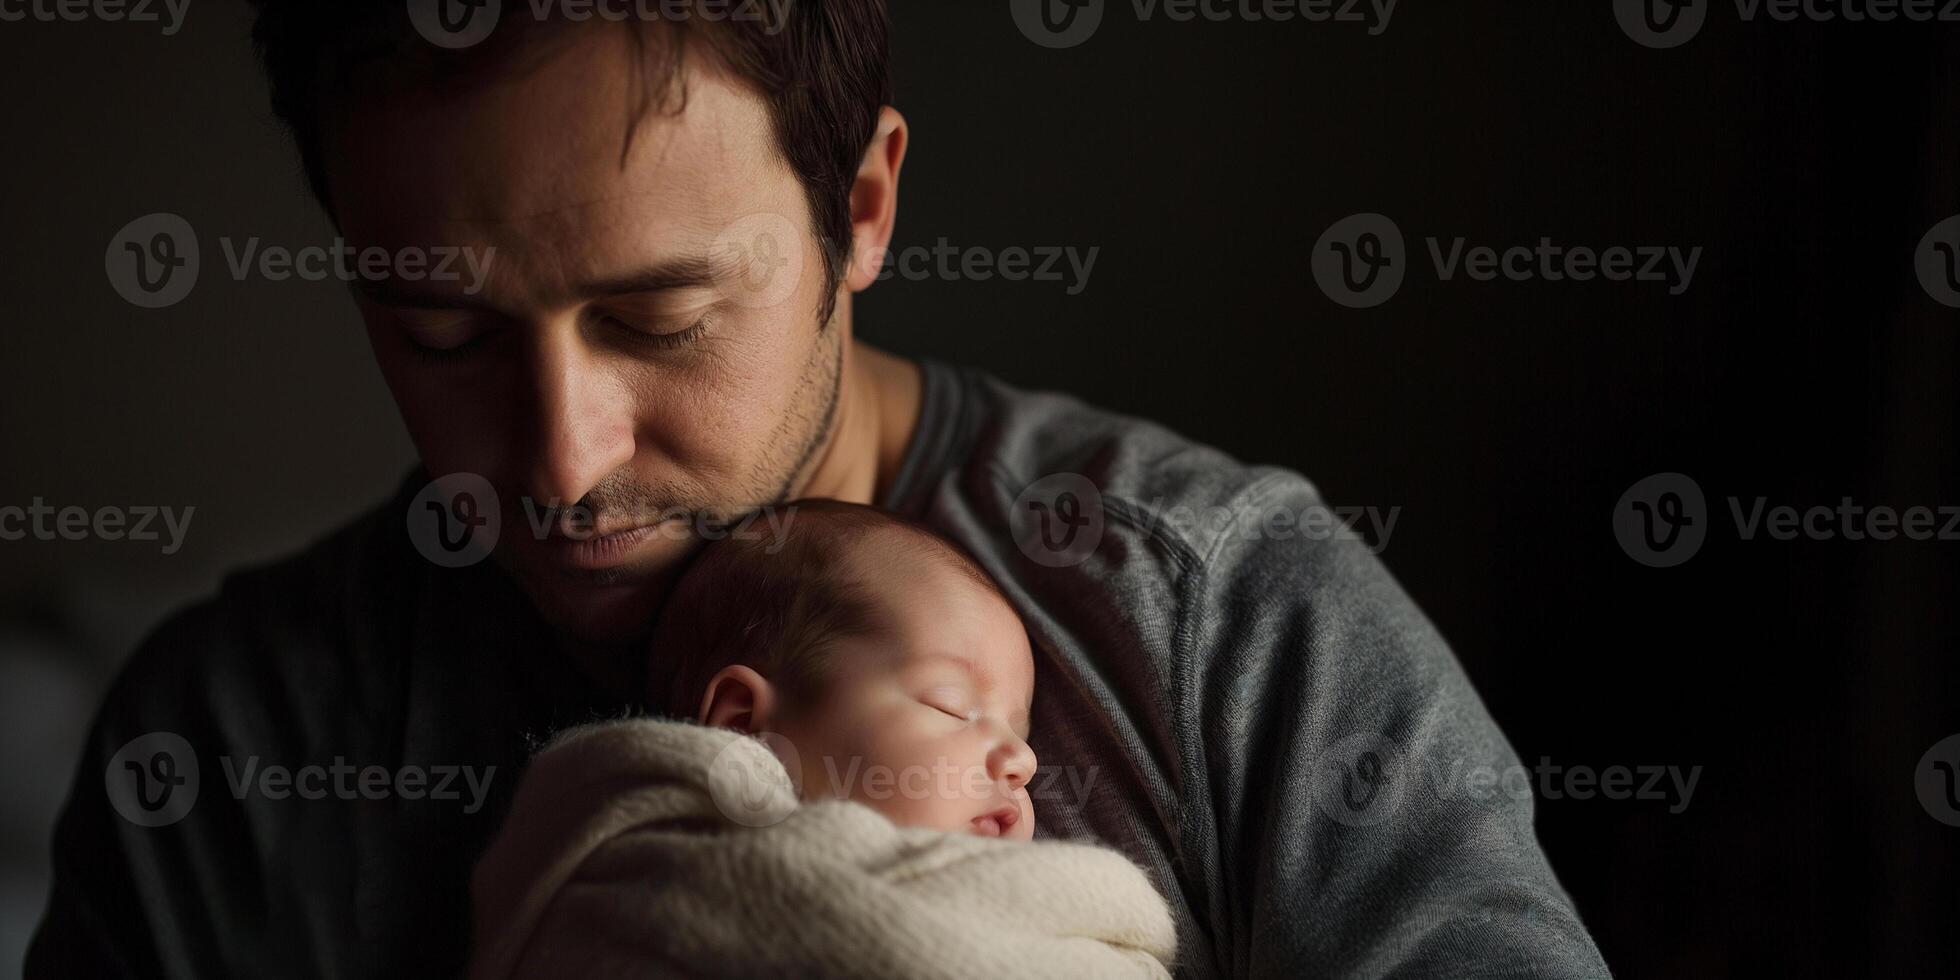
[760,309,847,507]
[501,306,846,613]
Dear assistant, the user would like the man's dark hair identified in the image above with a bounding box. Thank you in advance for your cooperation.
[247,0,892,325]
[646,498,1009,723]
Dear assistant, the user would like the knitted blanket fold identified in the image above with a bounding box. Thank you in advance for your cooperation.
[466,717,1178,980]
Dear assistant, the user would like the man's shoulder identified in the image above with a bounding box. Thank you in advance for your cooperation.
[98,481,419,736]
[944,363,1327,564]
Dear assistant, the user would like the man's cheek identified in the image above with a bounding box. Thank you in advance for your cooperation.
[650,383,777,467]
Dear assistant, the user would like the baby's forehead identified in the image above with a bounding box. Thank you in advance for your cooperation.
[801,517,1029,662]
[838,555,1030,655]
[832,525,1005,604]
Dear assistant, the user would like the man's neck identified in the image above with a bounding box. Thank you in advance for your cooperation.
[793,338,924,509]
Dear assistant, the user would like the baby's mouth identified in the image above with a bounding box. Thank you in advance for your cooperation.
[971,805,1019,837]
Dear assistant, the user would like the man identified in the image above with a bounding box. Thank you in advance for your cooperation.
[30,2,1609,977]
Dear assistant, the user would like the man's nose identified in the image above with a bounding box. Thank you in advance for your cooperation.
[519,325,635,509]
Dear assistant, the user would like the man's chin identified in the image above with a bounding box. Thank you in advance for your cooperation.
[494,545,688,645]
[523,574,671,645]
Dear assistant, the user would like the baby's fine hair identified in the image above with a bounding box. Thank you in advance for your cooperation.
[646,498,1007,721]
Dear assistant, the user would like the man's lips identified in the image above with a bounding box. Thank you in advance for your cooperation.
[538,521,669,571]
[971,805,1019,837]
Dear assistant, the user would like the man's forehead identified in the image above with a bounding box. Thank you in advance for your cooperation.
[323,26,785,255]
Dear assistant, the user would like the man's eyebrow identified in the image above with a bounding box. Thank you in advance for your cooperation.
[573,253,740,300]
[350,253,738,310]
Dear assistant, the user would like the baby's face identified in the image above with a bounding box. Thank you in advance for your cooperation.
[768,536,1038,840]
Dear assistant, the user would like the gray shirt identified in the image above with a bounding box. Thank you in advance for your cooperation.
[29,356,1610,979]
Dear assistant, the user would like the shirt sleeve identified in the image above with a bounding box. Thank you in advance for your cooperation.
[1174,470,1611,979]
[25,603,265,980]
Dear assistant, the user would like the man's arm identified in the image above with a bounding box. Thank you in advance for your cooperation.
[1176,471,1610,978]
[26,604,262,980]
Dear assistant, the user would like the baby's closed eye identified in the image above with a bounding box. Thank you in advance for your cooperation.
[921,687,975,721]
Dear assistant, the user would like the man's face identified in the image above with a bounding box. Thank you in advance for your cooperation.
[324,28,842,643]
[767,533,1039,840]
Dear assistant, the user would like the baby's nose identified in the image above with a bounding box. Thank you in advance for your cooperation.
[991,738,1037,789]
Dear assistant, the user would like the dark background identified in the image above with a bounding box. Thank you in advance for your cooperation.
[2,2,1957,977]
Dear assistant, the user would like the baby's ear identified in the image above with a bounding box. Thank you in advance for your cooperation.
[698,664,778,734]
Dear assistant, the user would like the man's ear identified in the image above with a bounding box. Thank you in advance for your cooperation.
[698,664,780,733]
[844,106,910,293]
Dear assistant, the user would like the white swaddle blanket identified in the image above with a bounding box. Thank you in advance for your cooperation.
[467,716,1179,979]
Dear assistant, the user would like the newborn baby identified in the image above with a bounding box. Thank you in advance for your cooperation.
[468,499,1178,980]
[652,496,1040,841]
